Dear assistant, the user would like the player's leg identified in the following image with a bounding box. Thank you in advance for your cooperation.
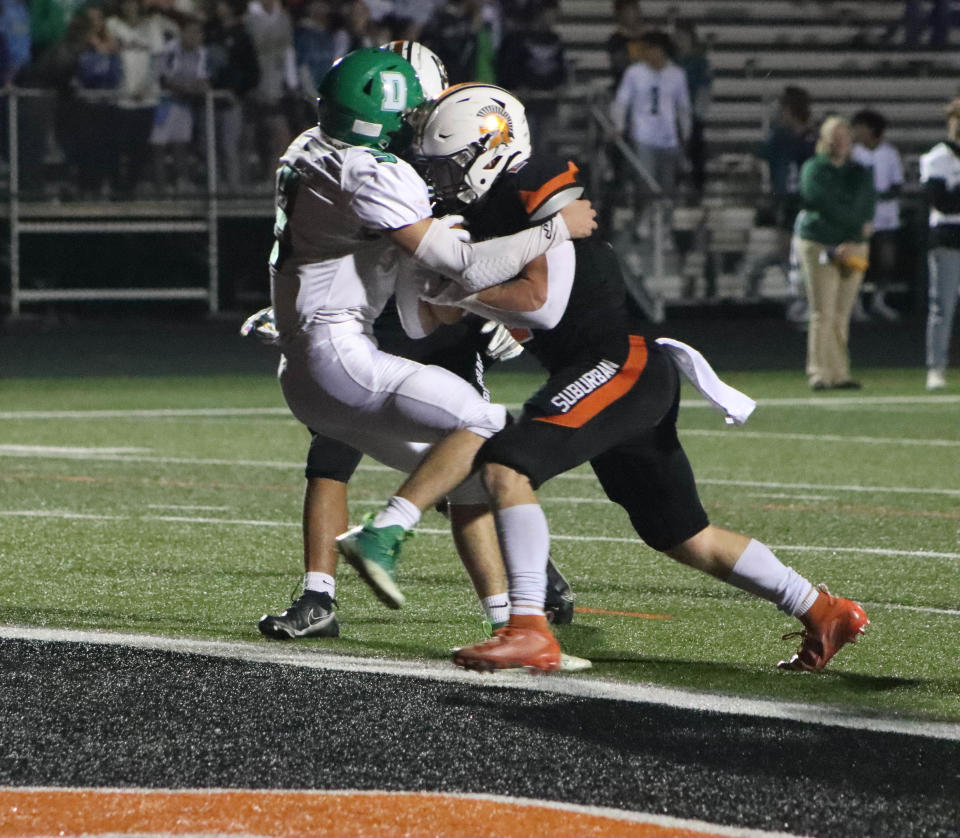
[258,433,362,640]
[332,355,507,609]
[592,417,869,672]
[451,463,565,672]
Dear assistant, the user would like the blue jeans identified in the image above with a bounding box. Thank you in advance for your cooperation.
[926,246,960,370]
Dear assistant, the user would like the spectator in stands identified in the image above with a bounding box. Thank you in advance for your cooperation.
[294,0,348,99]
[497,0,565,155]
[672,19,711,196]
[607,0,643,91]
[151,18,209,193]
[244,0,297,185]
[1,0,37,191]
[205,0,260,192]
[745,86,817,311]
[107,0,174,196]
[28,0,87,60]
[794,115,875,391]
[2,0,30,80]
[610,29,691,240]
[851,109,905,322]
[420,0,490,84]
[919,98,960,390]
[341,0,375,51]
[70,6,122,198]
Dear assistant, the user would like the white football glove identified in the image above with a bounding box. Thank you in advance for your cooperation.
[481,320,524,362]
[240,306,279,344]
[438,214,471,243]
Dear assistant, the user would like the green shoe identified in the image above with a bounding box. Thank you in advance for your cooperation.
[335,514,409,609]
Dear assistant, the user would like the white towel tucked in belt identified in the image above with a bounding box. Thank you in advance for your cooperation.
[655,337,756,425]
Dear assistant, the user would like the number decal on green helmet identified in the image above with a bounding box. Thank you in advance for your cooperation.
[380,71,408,113]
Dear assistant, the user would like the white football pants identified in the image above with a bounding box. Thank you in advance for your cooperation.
[279,320,506,502]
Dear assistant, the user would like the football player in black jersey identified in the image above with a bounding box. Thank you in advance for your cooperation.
[343,83,870,674]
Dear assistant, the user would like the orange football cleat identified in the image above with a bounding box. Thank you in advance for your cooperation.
[453,615,562,673]
[778,584,869,672]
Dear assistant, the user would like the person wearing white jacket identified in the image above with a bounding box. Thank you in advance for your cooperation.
[919,99,960,390]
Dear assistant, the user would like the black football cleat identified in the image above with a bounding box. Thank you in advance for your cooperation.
[544,557,575,625]
[258,590,340,639]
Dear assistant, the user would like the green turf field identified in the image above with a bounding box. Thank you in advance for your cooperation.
[1,367,957,721]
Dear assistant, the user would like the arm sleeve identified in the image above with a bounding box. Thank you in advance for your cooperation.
[412,213,571,294]
[457,242,576,329]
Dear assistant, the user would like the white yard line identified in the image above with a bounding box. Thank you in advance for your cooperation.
[4,508,957,562]
[1,624,957,743]
[0,394,957,421]
[679,429,960,447]
[1,446,957,497]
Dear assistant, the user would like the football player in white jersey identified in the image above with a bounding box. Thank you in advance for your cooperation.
[262,47,596,632]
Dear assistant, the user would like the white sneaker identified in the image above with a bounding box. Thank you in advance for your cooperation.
[926,368,946,390]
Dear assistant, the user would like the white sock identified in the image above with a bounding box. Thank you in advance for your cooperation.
[303,572,335,597]
[373,495,421,531]
[495,504,549,616]
[481,594,511,627]
[727,539,816,617]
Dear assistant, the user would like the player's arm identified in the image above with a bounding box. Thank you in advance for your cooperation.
[455,242,576,330]
[388,198,595,294]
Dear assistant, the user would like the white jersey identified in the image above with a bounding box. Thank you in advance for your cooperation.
[269,127,432,336]
[920,141,960,228]
[852,141,903,232]
[611,61,691,149]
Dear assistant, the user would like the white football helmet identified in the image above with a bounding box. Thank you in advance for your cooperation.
[411,83,532,210]
[380,40,449,100]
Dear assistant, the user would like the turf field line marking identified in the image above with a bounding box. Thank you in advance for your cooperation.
[0,445,152,454]
[2,625,958,742]
[575,606,672,620]
[863,601,960,617]
[0,787,811,838]
[3,509,957,564]
[0,447,956,498]
[0,408,292,420]
[146,504,230,511]
[0,509,123,521]
[0,394,955,422]
[679,429,960,447]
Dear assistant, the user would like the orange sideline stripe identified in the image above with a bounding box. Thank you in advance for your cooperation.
[519,161,580,215]
[533,335,648,429]
[0,788,742,838]
[575,606,672,620]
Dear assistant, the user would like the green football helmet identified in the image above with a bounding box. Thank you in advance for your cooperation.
[317,47,425,152]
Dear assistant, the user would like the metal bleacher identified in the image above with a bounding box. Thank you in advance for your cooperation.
[555,0,958,309]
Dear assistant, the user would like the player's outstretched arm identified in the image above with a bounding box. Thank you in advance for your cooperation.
[388,199,595,296]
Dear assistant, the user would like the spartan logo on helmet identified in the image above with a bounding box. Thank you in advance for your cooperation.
[317,47,425,152]
[477,105,512,148]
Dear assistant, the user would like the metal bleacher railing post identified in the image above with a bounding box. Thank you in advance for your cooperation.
[587,103,666,321]
[5,88,227,317]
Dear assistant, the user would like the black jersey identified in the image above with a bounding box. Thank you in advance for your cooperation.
[461,154,646,372]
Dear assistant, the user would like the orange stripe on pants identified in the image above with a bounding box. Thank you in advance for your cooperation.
[533,335,647,429]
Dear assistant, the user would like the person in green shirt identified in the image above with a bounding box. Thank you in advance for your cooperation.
[793,115,876,390]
